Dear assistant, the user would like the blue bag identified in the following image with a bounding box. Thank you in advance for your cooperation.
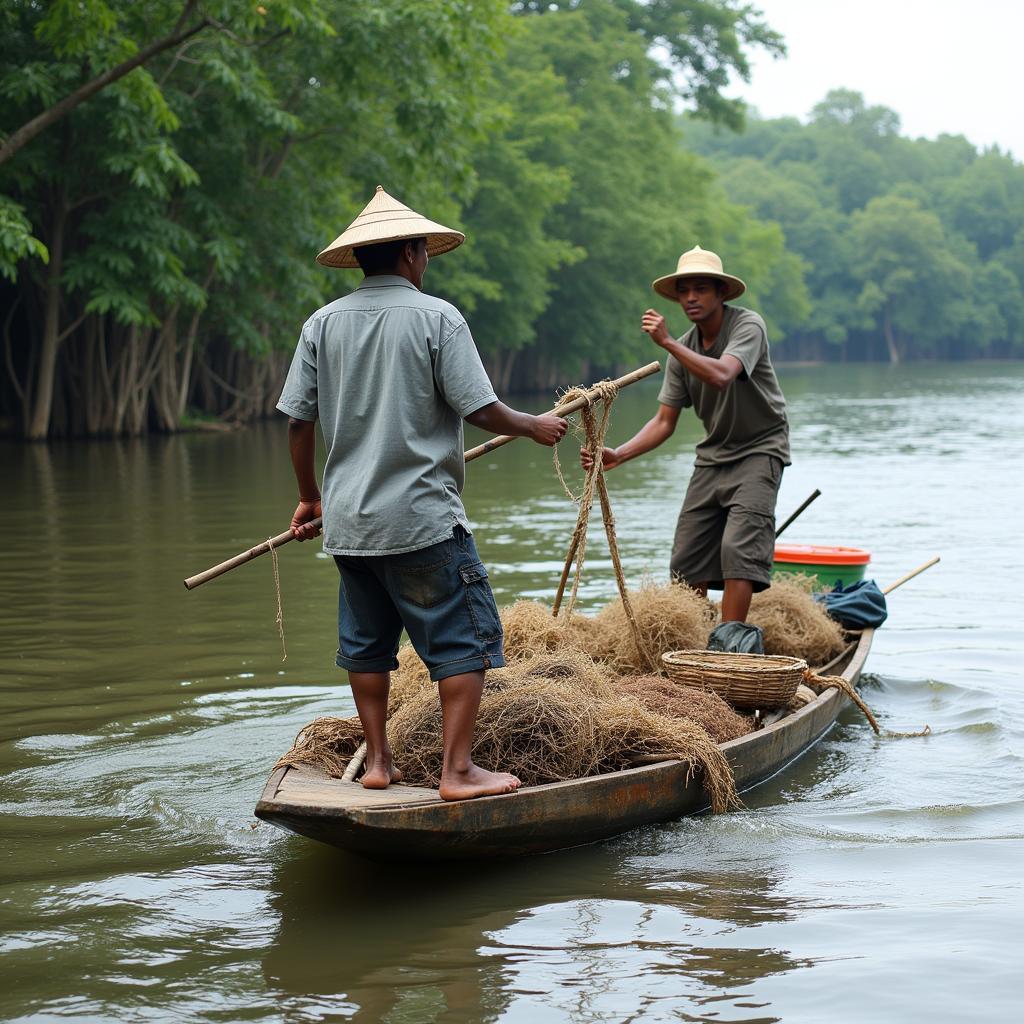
[813,579,888,629]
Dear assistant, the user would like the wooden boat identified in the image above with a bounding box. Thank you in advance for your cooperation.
[255,628,873,859]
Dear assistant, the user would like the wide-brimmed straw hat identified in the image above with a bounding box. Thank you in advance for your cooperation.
[652,245,746,302]
[316,185,465,268]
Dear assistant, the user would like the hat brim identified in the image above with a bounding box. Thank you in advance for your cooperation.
[317,227,464,269]
[652,270,746,302]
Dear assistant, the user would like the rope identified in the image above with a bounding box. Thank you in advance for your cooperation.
[805,670,929,738]
[269,536,287,662]
[551,380,655,672]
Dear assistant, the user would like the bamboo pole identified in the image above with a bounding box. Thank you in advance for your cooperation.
[184,360,662,590]
[341,742,367,782]
[183,526,308,591]
[463,361,660,463]
[551,533,581,617]
[883,556,940,595]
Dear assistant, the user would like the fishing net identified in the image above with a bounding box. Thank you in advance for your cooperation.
[274,715,364,777]
[612,674,754,742]
[499,600,592,662]
[385,651,737,812]
[584,580,716,673]
[278,649,737,812]
[747,576,847,666]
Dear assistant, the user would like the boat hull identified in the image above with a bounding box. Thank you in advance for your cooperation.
[256,629,872,859]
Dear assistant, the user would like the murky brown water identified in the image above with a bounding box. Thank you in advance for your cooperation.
[2,362,1022,1022]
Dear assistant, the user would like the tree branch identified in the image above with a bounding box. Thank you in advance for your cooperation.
[0,6,210,166]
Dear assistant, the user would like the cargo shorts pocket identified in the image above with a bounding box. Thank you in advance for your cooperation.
[459,562,502,642]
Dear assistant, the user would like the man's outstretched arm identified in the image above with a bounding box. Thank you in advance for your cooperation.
[581,403,682,471]
[465,400,568,446]
[287,416,322,540]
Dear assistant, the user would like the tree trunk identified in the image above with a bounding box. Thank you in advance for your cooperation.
[26,200,67,439]
[883,303,900,365]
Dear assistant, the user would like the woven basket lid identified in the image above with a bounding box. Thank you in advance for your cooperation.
[316,185,465,268]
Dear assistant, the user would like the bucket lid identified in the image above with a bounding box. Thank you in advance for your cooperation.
[773,543,871,566]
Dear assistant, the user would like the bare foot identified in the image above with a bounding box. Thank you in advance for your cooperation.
[360,757,403,790]
[439,764,521,801]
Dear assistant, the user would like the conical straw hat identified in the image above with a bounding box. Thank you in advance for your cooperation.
[317,185,465,268]
[652,245,746,302]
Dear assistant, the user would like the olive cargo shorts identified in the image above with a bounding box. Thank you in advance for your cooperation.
[333,525,506,681]
[670,454,783,593]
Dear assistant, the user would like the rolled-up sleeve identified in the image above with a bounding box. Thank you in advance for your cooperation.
[657,355,692,408]
[433,317,497,417]
[276,326,318,421]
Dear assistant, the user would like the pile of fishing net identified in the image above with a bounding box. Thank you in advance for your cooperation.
[500,579,715,673]
[279,648,739,812]
[275,577,850,809]
[746,576,847,666]
[502,577,845,670]
[612,675,753,742]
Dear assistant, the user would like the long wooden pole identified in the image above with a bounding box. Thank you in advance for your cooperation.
[184,360,661,590]
[463,361,660,463]
[883,556,940,595]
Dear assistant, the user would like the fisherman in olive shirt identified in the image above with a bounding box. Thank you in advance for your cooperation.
[279,186,567,801]
[582,246,789,626]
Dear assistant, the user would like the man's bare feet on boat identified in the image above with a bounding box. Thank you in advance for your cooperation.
[439,764,521,801]
[361,757,403,790]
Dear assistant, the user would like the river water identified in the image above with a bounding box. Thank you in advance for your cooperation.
[2,362,1021,1023]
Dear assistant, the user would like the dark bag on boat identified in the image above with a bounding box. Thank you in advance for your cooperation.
[707,621,765,655]
[814,579,888,629]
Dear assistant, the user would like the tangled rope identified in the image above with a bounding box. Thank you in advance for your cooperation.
[806,670,929,738]
[551,380,655,672]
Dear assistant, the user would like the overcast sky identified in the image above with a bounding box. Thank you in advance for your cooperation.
[726,0,1023,159]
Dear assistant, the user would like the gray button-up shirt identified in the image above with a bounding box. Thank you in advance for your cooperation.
[277,276,497,555]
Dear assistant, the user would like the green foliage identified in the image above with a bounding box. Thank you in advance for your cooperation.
[686,88,1024,359]
[24,3,1019,437]
[0,196,47,280]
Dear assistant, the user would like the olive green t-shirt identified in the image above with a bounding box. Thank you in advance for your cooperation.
[656,305,790,467]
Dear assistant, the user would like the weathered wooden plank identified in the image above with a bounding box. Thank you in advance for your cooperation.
[278,773,442,808]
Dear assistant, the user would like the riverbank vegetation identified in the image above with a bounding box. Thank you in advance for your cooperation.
[2,0,1022,438]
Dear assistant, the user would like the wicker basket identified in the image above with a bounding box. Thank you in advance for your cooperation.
[661,649,807,710]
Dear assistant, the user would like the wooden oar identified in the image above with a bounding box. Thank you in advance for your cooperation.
[775,488,821,539]
[183,360,661,590]
[883,556,940,595]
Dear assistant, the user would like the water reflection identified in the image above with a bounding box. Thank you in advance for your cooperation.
[265,830,822,1023]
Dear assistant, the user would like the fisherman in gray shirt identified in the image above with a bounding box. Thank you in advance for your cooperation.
[582,246,789,634]
[279,186,567,800]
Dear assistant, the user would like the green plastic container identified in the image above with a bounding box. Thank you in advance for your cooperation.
[772,543,870,589]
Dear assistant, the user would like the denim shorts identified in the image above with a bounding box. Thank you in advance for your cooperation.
[333,525,505,681]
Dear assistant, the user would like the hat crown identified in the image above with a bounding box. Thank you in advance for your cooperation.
[650,244,746,301]
[676,245,725,276]
[316,184,465,269]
